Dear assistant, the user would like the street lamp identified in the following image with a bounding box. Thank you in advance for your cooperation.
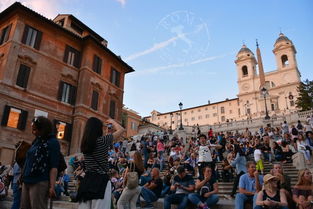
[169,113,173,134]
[285,96,289,110]
[261,87,270,120]
[178,102,184,130]
[309,92,313,110]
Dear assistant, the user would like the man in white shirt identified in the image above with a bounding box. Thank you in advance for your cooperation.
[254,145,264,175]
[197,134,214,178]
[281,121,289,134]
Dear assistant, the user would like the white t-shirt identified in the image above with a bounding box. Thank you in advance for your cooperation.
[198,145,213,162]
[282,123,289,134]
[254,149,262,162]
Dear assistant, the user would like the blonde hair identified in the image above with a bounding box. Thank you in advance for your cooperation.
[296,168,312,186]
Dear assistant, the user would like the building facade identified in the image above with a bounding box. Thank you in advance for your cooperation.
[122,107,141,138]
[145,33,300,130]
[0,2,134,164]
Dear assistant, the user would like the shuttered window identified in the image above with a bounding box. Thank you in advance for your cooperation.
[109,100,116,119]
[110,68,120,87]
[57,81,76,105]
[0,24,12,45]
[16,64,31,88]
[92,55,102,74]
[91,91,99,110]
[21,25,42,50]
[1,105,28,130]
[63,45,81,68]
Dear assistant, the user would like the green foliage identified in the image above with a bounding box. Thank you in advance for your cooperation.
[296,79,313,111]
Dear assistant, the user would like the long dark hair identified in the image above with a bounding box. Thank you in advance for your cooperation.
[80,117,103,154]
[32,116,53,139]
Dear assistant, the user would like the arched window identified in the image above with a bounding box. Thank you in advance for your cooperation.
[281,55,289,67]
[242,66,248,77]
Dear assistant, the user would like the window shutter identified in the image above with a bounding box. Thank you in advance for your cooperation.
[16,66,24,87]
[97,58,102,74]
[1,105,10,126]
[57,81,64,101]
[64,123,72,142]
[93,56,102,74]
[91,91,99,110]
[70,86,77,105]
[116,71,120,87]
[34,30,42,50]
[53,119,59,135]
[23,66,31,88]
[21,25,29,44]
[16,65,30,88]
[110,68,113,83]
[92,55,97,72]
[74,50,81,68]
[63,45,69,63]
[4,24,12,42]
[110,100,116,119]
[17,110,28,130]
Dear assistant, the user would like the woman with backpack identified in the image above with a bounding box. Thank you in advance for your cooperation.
[21,116,60,209]
[77,117,124,209]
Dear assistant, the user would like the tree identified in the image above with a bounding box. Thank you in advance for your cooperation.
[296,79,313,111]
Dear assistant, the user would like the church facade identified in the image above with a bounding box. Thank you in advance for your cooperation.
[145,33,301,130]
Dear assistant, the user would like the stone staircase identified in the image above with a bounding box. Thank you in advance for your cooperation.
[0,161,300,209]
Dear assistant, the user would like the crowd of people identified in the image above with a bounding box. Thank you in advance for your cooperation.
[0,115,313,209]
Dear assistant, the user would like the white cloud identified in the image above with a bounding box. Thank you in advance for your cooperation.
[0,0,59,19]
[125,28,206,62]
[136,54,228,75]
[125,36,180,61]
[115,0,126,7]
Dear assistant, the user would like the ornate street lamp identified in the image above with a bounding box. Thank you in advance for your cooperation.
[169,113,173,134]
[178,102,184,130]
[261,87,270,120]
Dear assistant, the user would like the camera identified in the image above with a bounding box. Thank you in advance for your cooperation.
[107,123,113,129]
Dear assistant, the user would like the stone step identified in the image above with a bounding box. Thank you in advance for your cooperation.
[0,200,78,209]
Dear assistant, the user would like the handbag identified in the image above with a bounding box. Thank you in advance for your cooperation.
[76,155,109,202]
[126,162,138,189]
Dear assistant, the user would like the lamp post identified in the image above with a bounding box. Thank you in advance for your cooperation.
[178,102,184,130]
[169,113,173,134]
[309,92,313,110]
[261,87,270,120]
[285,96,289,110]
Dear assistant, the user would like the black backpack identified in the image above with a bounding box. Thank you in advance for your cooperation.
[292,128,298,136]
[297,123,303,130]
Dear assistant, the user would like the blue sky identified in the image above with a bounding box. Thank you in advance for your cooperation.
[1,0,312,116]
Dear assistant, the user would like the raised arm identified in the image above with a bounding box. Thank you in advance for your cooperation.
[107,118,125,142]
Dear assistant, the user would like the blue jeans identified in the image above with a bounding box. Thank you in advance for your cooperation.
[255,206,289,209]
[164,193,189,209]
[141,187,158,207]
[11,183,21,209]
[161,184,170,197]
[263,152,272,162]
[188,193,219,207]
[235,193,257,209]
[55,184,64,199]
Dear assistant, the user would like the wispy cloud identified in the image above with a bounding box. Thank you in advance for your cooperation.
[136,53,229,75]
[125,35,181,62]
[0,0,59,19]
[115,0,126,7]
[125,27,200,62]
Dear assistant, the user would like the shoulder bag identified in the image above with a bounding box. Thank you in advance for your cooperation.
[126,162,138,189]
